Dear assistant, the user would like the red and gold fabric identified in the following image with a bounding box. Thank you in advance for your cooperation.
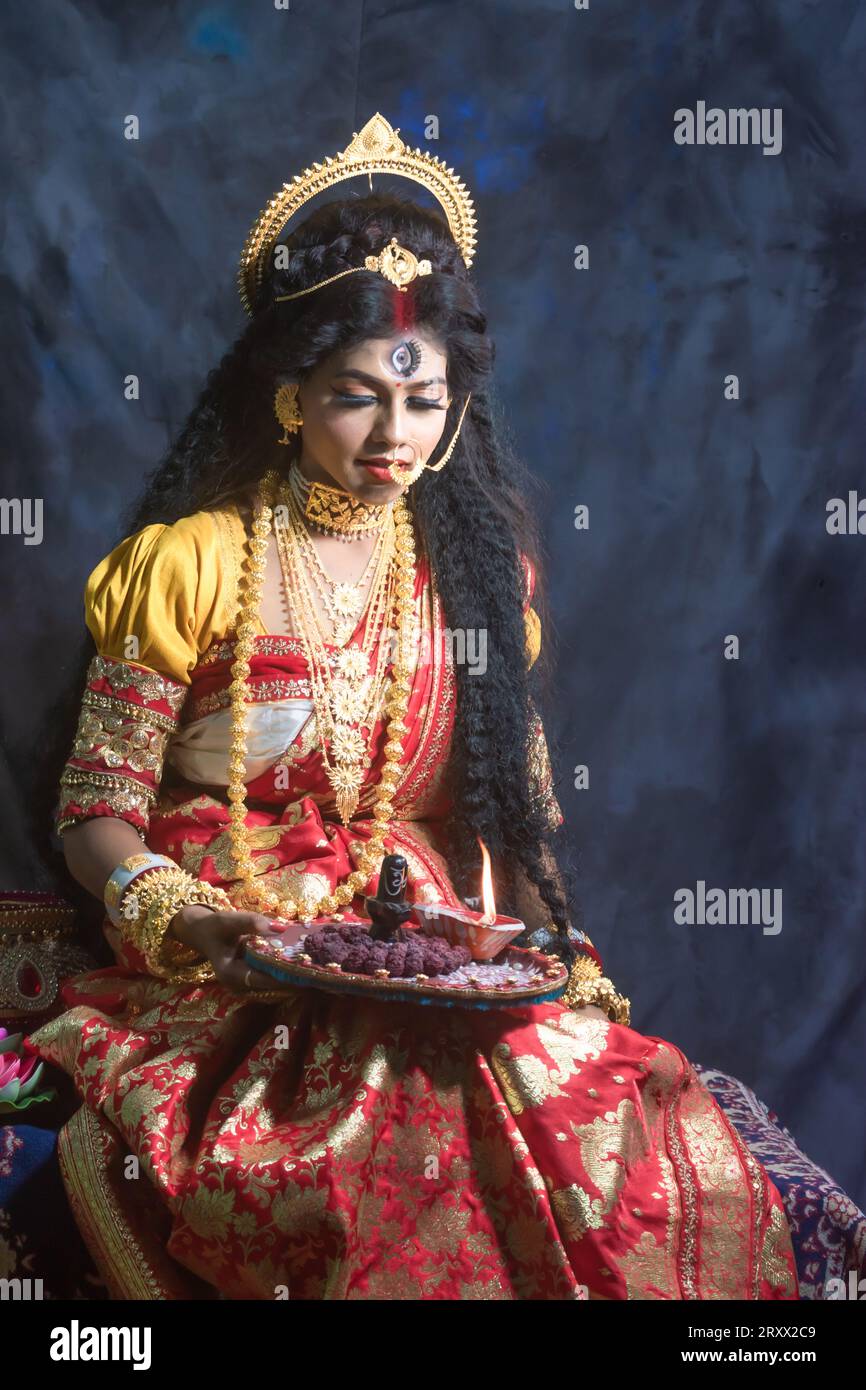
[26,502,798,1300]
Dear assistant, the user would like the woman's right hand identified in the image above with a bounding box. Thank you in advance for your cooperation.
[169,904,288,993]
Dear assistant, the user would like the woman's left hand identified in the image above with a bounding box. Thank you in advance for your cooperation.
[570,1004,610,1022]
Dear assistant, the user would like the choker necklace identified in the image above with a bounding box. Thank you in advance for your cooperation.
[288,464,393,541]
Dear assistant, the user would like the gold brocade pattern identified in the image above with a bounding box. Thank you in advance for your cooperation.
[677,1073,753,1299]
[760,1201,799,1298]
[56,654,186,836]
[197,636,342,665]
[526,704,563,832]
[89,655,187,712]
[617,1229,678,1301]
[188,678,314,720]
[56,771,154,833]
[71,708,168,773]
[550,1183,608,1241]
[490,1015,609,1115]
[25,975,799,1301]
[387,568,456,820]
[58,1108,180,1299]
[568,1098,650,1218]
[81,690,178,732]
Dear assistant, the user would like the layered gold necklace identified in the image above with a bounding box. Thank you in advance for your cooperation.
[284,464,393,646]
[227,468,417,922]
[274,473,399,824]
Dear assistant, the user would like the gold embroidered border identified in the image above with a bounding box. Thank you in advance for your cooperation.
[57,770,155,832]
[89,655,187,713]
[676,1069,762,1299]
[70,710,169,774]
[615,1042,684,1300]
[186,677,314,721]
[57,1105,204,1300]
[195,635,343,666]
[388,560,456,818]
[661,1052,700,1299]
[719,1102,771,1300]
[82,690,178,733]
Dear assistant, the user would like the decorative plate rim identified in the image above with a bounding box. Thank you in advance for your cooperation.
[243,936,569,1009]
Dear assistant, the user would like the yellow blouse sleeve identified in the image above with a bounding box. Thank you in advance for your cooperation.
[84,509,236,684]
[54,507,243,843]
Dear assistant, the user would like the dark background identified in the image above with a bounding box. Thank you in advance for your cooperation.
[1,1,864,1205]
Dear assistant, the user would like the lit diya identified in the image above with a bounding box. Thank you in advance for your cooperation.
[409,837,525,960]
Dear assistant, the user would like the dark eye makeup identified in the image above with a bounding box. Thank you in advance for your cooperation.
[333,391,446,411]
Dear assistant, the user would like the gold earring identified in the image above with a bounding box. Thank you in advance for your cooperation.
[274,383,303,445]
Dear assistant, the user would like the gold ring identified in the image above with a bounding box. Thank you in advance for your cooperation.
[244,968,253,989]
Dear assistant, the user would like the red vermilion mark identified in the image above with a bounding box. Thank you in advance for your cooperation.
[391,284,416,333]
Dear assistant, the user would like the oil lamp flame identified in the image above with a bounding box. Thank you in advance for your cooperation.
[477,837,496,924]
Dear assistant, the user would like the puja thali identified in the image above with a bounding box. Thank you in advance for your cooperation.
[243,918,569,1011]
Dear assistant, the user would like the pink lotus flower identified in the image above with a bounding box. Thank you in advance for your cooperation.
[0,1026,55,1111]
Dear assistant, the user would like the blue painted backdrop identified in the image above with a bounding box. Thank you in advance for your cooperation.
[1,0,864,1205]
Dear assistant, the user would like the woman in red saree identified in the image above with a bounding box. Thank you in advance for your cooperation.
[25,121,797,1301]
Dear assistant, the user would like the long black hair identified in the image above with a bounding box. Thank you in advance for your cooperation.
[33,192,582,961]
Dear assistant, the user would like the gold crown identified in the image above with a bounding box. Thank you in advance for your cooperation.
[237,112,478,315]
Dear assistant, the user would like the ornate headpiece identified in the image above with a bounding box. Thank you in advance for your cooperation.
[237,112,478,315]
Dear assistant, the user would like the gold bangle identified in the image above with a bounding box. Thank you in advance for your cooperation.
[563,964,631,1027]
[148,883,231,982]
[119,895,200,969]
[151,883,232,984]
[119,867,231,983]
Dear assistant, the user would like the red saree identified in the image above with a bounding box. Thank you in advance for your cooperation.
[24,509,798,1300]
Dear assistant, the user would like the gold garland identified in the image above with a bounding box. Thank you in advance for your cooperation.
[227,468,417,920]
